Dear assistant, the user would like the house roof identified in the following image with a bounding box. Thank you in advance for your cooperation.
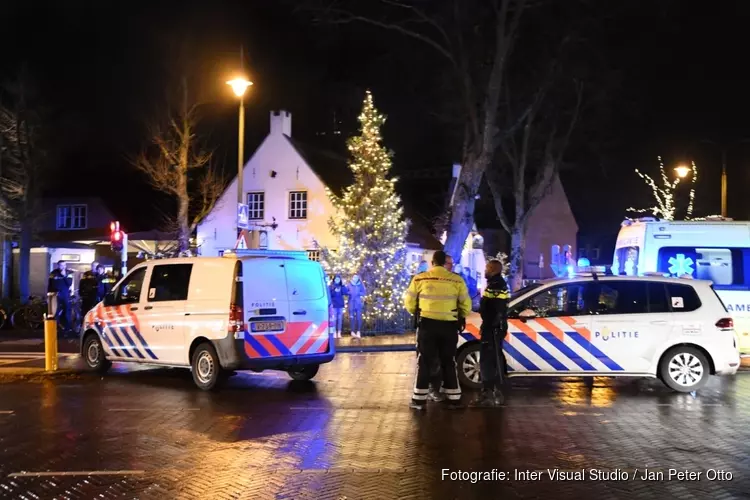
[285,136,442,250]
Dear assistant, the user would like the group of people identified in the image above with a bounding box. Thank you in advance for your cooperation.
[404,250,510,410]
[47,260,115,337]
[328,274,366,338]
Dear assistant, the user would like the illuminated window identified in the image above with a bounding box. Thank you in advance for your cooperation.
[56,204,87,230]
[307,250,321,261]
[289,191,307,219]
[246,192,264,220]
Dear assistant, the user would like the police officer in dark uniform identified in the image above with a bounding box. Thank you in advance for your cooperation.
[472,258,510,407]
[95,265,108,301]
[99,265,115,297]
[48,260,73,335]
[78,262,100,315]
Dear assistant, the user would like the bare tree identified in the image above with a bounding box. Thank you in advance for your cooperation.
[298,0,527,261]
[132,77,224,254]
[0,69,45,302]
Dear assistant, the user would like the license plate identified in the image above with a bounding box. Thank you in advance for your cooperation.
[250,320,285,332]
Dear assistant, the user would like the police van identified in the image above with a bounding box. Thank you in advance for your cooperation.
[79,252,334,390]
[457,274,740,392]
[613,217,750,354]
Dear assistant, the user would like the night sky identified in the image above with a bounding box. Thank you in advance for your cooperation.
[3,0,750,242]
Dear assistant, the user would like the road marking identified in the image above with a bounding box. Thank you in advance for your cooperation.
[8,470,145,478]
[108,408,200,412]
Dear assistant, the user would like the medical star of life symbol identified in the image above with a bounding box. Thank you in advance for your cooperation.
[668,253,694,277]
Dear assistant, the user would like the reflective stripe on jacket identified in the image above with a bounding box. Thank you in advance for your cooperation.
[403,266,471,321]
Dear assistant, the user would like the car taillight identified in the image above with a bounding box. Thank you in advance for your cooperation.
[229,303,245,333]
[716,318,733,329]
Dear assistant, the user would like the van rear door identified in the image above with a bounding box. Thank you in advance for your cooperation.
[283,259,330,357]
[242,259,291,359]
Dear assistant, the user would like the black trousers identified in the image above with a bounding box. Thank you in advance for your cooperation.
[480,327,507,390]
[56,299,71,331]
[413,318,461,402]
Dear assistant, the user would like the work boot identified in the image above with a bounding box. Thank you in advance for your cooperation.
[493,388,505,406]
[471,389,496,408]
[445,398,466,410]
[409,400,426,411]
[428,388,445,402]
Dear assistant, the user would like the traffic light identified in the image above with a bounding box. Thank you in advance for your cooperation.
[110,221,124,252]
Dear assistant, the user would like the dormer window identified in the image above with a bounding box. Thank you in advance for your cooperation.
[57,204,87,230]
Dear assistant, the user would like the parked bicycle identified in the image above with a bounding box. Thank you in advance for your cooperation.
[10,295,46,330]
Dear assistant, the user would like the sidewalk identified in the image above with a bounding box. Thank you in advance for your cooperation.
[335,333,415,352]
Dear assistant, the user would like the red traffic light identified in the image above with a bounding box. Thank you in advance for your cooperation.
[113,231,122,242]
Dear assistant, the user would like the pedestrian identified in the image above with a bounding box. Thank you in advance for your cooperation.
[404,250,472,410]
[48,260,74,336]
[100,266,116,296]
[472,259,510,407]
[347,274,366,338]
[95,265,108,301]
[455,263,479,310]
[428,252,456,401]
[416,260,429,274]
[78,262,100,316]
[329,275,349,338]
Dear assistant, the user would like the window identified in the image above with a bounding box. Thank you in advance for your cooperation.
[147,264,193,302]
[307,250,321,262]
[246,192,265,220]
[591,248,600,260]
[647,282,670,313]
[113,268,146,305]
[289,191,308,219]
[284,260,325,300]
[56,204,88,230]
[666,283,702,312]
[657,246,745,287]
[510,282,595,318]
[612,246,639,276]
[595,281,648,315]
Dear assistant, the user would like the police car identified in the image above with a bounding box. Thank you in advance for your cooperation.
[457,274,740,392]
[79,253,334,390]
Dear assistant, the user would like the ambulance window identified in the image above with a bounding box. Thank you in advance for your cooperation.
[113,268,146,305]
[148,264,193,302]
[595,281,648,315]
[665,284,702,312]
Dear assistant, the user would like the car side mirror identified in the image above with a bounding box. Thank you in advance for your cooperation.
[519,309,537,322]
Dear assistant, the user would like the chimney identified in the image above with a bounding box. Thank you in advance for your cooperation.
[270,110,292,137]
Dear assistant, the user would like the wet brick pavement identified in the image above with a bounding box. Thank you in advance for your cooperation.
[0,352,748,499]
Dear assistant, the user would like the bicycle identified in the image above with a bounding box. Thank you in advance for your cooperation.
[10,295,46,330]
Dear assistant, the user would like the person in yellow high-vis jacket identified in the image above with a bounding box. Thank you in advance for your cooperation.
[404,250,472,410]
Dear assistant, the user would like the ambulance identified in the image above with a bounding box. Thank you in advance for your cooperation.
[457,273,740,392]
[613,217,750,354]
[79,253,334,390]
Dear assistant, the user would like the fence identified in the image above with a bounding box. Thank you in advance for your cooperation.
[332,308,416,336]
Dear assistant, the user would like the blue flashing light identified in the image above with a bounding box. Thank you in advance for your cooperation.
[668,253,694,277]
[577,257,591,268]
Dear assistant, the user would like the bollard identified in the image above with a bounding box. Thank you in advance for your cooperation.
[44,292,58,371]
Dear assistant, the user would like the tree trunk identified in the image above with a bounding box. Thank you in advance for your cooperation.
[443,158,485,262]
[1,234,10,299]
[18,219,32,303]
[508,222,527,292]
[177,175,190,253]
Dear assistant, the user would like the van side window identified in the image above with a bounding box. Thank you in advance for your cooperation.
[656,247,745,288]
[283,260,324,301]
[595,281,648,315]
[147,264,193,302]
[647,282,670,313]
[113,268,146,305]
[665,283,702,312]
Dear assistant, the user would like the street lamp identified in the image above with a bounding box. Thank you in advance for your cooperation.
[673,165,690,179]
[226,77,253,207]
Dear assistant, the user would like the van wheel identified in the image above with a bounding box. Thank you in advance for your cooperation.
[191,343,223,391]
[660,346,710,392]
[456,343,482,390]
[83,334,111,373]
[288,364,319,381]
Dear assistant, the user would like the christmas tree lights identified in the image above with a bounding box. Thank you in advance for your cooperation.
[322,91,411,322]
[627,157,698,221]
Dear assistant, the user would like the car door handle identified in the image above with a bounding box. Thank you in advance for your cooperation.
[131,307,138,311]
[144,306,153,310]
[651,320,668,325]
[293,310,306,315]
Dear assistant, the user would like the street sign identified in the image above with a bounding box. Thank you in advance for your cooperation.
[237,203,249,229]
[235,230,251,250]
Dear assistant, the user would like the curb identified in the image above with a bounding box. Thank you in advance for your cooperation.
[337,345,416,353]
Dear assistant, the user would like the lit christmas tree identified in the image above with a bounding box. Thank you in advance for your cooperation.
[323,91,411,322]
[627,156,698,221]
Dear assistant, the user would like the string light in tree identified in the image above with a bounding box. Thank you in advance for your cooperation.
[321,91,411,322]
[627,157,700,221]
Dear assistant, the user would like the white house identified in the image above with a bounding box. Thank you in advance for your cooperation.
[196,110,443,269]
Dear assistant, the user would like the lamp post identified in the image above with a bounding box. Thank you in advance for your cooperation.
[673,165,690,179]
[227,77,253,206]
